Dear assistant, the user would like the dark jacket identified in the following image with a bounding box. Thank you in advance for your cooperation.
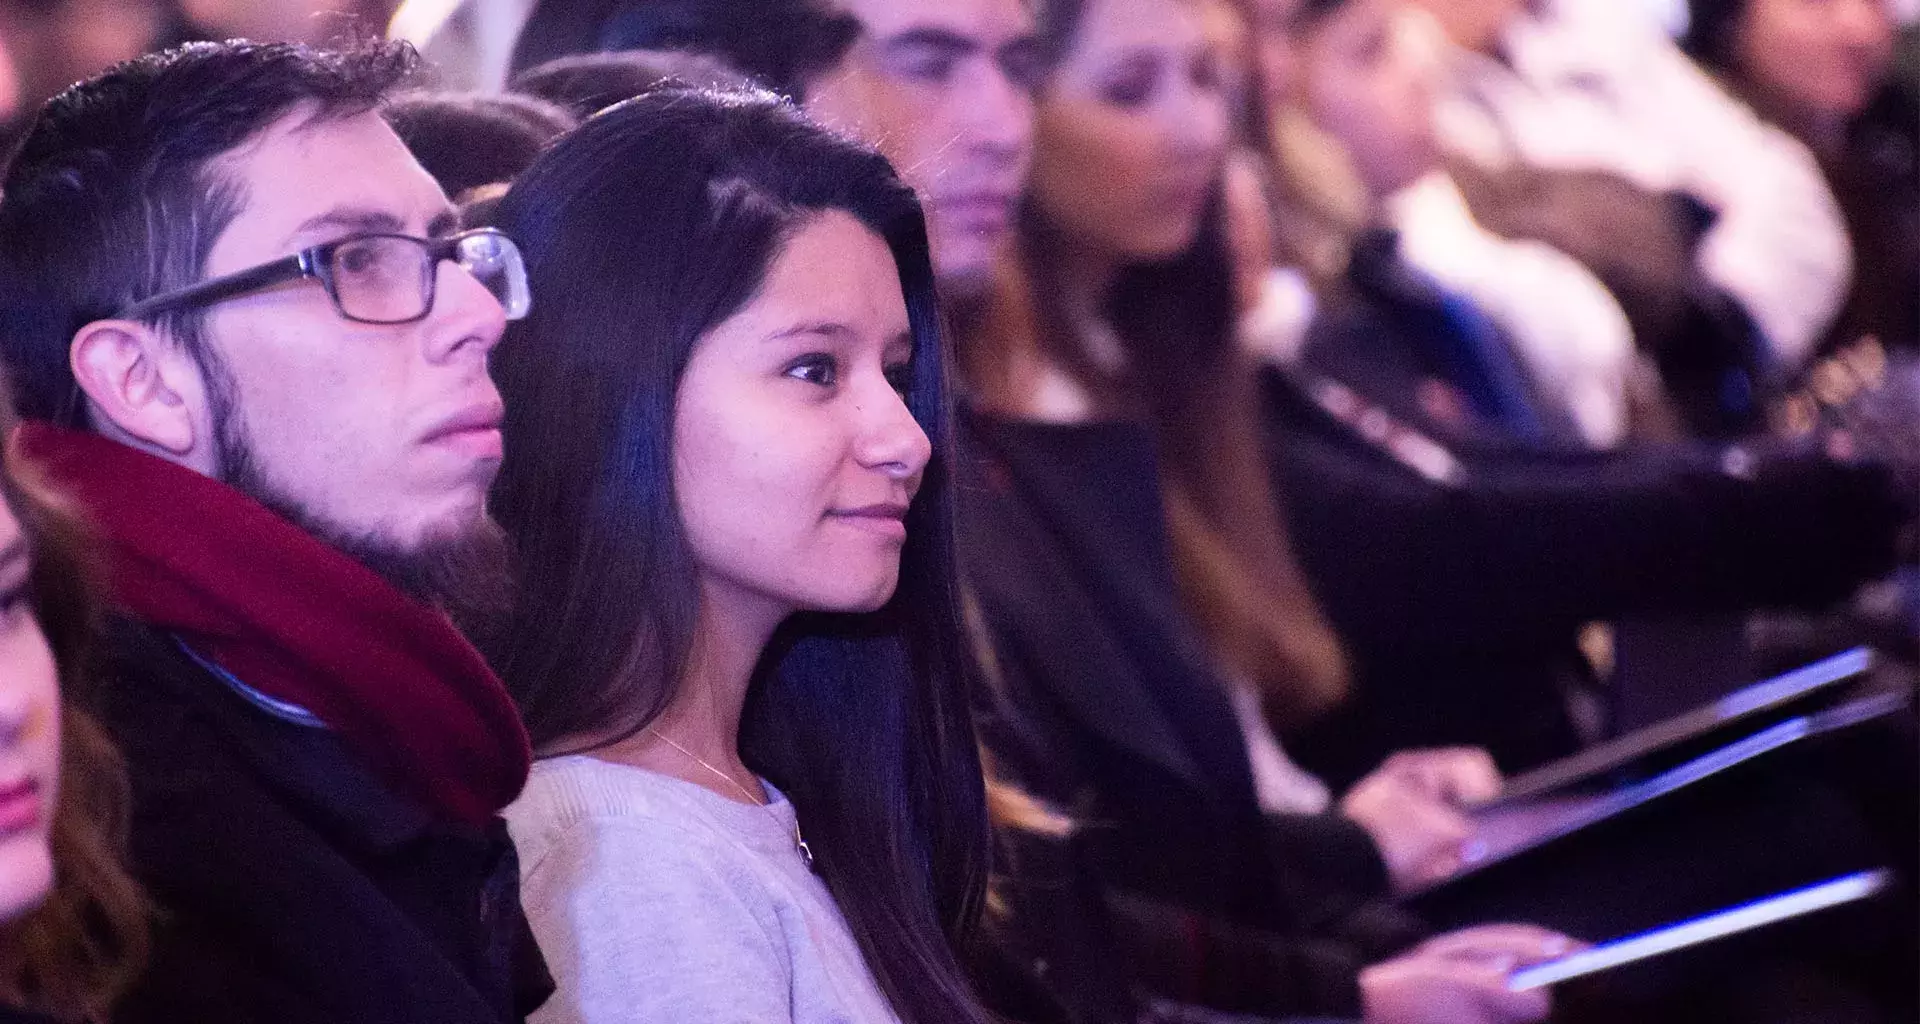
[95,618,552,1024]
[959,412,1423,1023]
[1262,364,1911,789]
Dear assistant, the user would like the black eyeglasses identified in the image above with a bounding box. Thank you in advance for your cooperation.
[118,228,532,325]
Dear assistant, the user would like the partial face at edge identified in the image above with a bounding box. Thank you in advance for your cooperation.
[1028,0,1232,262]
[805,0,1042,297]
[1299,0,1441,199]
[192,107,510,558]
[0,495,60,925]
[673,211,932,623]
[1735,0,1893,125]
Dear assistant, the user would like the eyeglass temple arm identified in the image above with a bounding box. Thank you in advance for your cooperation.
[118,252,314,321]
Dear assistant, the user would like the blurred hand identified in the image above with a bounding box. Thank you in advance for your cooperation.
[1358,924,1577,1024]
[1340,748,1502,892]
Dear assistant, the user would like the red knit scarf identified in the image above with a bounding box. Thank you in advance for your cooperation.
[17,423,530,828]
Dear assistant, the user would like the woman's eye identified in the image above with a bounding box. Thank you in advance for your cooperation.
[784,354,840,387]
[884,362,915,398]
[0,587,29,627]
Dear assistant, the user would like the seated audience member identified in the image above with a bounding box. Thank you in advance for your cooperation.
[0,394,147,1022]
[511,49,751,119]
[1684,0,1917,358]
[1410,0,1850,434]
[1256,0,1617,452]
[1246,0,1635,448]
[0,41,550,1023]
[485,89,994,1024]
[507,0,1037,304]
[384,90,576,202]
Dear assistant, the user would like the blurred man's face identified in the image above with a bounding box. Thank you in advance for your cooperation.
[805,0,1041,300]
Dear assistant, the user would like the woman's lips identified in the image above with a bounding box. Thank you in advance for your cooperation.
[0,778,43,835]
[827,503,910,540]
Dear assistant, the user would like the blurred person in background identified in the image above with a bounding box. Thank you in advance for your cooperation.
[508,0,1039,305]
[1684,0,1917,358]
[1244,0,1637,449]
[0,0,169,148]
[384,89,576,203]
[1250,0,1624,453]
[1411,0,1851,438]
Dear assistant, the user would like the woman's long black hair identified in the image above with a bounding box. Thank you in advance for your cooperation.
[486,88,993,1024]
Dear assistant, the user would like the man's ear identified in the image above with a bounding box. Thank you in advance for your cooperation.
[69,319,212,465]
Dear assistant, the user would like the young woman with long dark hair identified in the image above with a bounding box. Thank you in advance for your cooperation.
[485,88,992,1024]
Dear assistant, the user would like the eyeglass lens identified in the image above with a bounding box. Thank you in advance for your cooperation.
[325,232,531,324]
[457,232,532,322]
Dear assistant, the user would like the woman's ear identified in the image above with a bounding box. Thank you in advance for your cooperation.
[69,319,215,469]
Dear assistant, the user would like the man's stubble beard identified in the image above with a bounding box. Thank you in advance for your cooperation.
[211,396,516,651]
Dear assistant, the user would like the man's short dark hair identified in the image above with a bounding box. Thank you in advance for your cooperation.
[0,39,418,427]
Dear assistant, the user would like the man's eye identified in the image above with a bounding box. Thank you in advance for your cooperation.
[334,242,397,277]
[887,47,962,84]
[785,354,839,387]
[1099,62,1161,108]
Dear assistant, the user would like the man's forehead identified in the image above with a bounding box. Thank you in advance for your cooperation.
[832,0,1035,44]
[207,106,453,256]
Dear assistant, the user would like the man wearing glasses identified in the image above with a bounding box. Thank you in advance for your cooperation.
[0,40,548,1022]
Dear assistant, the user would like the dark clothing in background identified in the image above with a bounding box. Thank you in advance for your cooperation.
[1307,229,1587,455]
[1826,77,1920,358]
[959,412,1423,1022]
[1448,165,1779,438]
[97,619,552,1024]
[1260,367,1909,789]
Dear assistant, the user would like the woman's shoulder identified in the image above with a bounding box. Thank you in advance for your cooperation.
[505,756,763,871]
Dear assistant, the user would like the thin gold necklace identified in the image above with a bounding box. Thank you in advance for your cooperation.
[645,725,814,869]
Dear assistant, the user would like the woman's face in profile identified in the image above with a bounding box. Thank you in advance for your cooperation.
[1299,0,1442,199]
[671,210,932,620]
[0,490,60,924]
[1028,0,1232,262]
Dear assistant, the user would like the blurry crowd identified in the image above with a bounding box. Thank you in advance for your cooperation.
[0,0,1912,1023]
